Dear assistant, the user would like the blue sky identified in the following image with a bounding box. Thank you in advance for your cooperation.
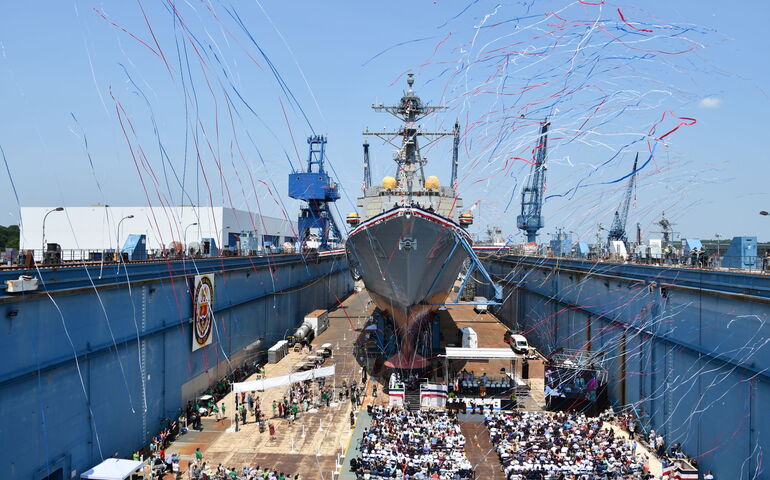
[0,0,768,242]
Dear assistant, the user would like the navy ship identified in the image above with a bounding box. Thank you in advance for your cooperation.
[345,74,473,368]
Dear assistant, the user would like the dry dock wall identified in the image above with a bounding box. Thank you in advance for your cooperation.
[0,254,352,480]
[479,255,769,479]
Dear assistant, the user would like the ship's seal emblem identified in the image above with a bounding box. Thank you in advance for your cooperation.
[193,275,214,348]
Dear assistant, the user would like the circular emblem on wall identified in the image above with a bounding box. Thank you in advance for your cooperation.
[194,275,214,347]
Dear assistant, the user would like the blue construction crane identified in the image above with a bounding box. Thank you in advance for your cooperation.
[517,120,550,242]
[288,135,342,250]
[607,153,639,244]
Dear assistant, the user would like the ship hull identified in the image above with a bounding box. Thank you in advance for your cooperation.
[345,207,470,368]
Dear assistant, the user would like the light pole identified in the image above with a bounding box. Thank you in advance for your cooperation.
[116,215,134,257]
[184,222,198,255]
[42,207,64,252]
[715,233,721,257]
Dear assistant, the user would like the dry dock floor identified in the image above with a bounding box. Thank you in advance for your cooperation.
[167,289,379,479]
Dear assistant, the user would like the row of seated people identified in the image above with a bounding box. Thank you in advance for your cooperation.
[451,371,513,397]
[351,405,474,480]
[485,411,655,480]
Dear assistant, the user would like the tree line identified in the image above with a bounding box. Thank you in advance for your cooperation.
[0,225,20,249]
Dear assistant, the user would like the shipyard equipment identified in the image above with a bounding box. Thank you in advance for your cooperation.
[517,120,550,242]
[288,135,342,250]
[549,228,572,257]
[43,243,62,265]
[722,236,759,269]
[122,234,147,261]
[607,153,638,244]
[201,238,218,257]
[238,231,261,255]
[291,309,329,345]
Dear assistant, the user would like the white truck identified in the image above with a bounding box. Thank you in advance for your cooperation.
[304,309,329,336]
[461,327,478,349]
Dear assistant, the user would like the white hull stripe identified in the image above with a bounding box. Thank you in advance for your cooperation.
[319,248,346,257]
[348,207,471,241]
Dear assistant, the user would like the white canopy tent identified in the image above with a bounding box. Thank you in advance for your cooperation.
[81,459,143,480]
[440,347,522,391]
[442,347,520,360]
[232,365,335,393]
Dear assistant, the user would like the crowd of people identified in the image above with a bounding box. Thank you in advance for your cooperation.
[351,405,473,480]
[132,420,179,473]
[609,410,702,478]
[185,461,304,479]
[486,411,654,479]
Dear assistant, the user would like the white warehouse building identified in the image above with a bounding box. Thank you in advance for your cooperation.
[20,206,298,254]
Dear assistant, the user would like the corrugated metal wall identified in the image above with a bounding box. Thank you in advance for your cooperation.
[481,256,769,479]
[0,254,352,479]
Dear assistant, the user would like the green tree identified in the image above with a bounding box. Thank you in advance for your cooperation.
[0,225,20,249]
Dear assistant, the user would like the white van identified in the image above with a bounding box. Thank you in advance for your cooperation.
[511,334,529,354]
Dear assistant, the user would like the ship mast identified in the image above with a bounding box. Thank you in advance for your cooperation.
[364,74,452,203]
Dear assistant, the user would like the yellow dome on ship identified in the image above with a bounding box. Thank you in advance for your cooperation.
[382,176,397,189]
[425,176,440,190]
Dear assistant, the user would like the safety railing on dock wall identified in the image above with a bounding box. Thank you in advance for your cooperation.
[477,249,770,274]
[0,247,345,269]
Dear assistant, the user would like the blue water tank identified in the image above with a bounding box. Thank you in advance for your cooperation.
[722,236,758,269]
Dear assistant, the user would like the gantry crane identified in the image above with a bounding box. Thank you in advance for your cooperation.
[288,135,342,250]
[607,153,639,244]
[517,120,550,242]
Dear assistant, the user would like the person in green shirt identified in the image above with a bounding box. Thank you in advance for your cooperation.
[194,447,202,463]
[221,403,226,419]
[211,404,219,421]
[132,451,139,462]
